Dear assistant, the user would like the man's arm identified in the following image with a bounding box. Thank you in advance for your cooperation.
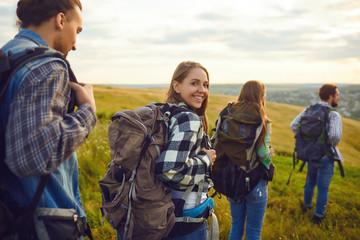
[290,109,306,133]
[5,61,97,178]
[327,111,342,146]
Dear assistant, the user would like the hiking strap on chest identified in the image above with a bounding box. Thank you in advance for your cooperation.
[175,181,219,240]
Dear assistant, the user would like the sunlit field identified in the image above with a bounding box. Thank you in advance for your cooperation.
[77,85,360,239]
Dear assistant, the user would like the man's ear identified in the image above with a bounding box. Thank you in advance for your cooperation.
[173,81,180,94]
[55,12,66,30]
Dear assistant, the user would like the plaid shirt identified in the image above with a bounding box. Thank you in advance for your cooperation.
[4,57,97,178]
[290,102,343,161]
[256,123,272,167]
[155,104,212,191]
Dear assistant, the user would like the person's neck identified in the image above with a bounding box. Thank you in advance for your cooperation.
[26,23,55,48]
[321,99,332,107]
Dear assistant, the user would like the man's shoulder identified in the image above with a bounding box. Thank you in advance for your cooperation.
[2,35,67,71]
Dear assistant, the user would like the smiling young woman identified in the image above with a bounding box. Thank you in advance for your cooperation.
[155,61,217,240]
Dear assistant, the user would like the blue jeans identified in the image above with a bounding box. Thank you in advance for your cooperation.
[163,222,208,240]
[304,156,334,218]
[228,179,268,240]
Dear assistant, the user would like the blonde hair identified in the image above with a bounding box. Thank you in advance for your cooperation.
[238,80,269,145]
[166,61,209,132]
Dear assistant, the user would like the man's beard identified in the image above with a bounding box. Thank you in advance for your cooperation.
[53,39,67,57]
[331,100,338,108]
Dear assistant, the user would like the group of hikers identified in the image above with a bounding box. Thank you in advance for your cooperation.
[0,1,343,240]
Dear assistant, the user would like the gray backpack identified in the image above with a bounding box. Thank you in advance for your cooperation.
[99,103,187,240]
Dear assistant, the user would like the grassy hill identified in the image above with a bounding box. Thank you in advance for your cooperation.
[78,85,360,239]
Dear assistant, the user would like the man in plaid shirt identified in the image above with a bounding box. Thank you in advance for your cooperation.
[290,83,342,224]
[0,0,96,238]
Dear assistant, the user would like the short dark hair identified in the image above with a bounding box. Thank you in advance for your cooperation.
[318,84,338,101]
[16,0,82,30]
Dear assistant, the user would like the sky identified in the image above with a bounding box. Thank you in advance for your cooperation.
[0,0,359,85]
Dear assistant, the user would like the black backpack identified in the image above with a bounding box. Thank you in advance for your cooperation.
[0,46,92,239]
[210,102,274,203]
[287,103,344,184]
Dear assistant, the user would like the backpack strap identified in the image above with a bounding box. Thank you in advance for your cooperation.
[337,160,345,177]
[0,47,73,97]
[0,47,93,239]
[210,102,232,144]
[173,183,219,240]
[324,107,345,177]
[122,170,136,240]
[245,123,263,170]
[287,104,338,185]
[286,147,297,185]
[1,47,78,113]
[0,47,65,237]
[17,174,50,239]
[207,208,219,240]
[1,47,78,160]
[121,133,153,240]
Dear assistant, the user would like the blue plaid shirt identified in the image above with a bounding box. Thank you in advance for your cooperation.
[0,29,96,214]
[2,30,97,178]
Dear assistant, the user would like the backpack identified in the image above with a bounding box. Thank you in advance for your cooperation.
[0,46,92,239]
[287,103,344,184]
[99,103,186,240]
[210,102,274,203]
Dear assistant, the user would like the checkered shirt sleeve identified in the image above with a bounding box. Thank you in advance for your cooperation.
[327,110,342,146]
[155,111,211,190]
[5,60,97,178]
[256,123,272,167]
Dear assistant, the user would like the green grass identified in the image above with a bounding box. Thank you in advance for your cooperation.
[77,85,360,239]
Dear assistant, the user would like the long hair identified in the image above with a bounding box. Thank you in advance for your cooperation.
[238,80,269,145]
[166,61,210,132]
[16,0,82,30]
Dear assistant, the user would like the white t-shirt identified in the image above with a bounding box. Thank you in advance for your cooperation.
[171,189,207,210]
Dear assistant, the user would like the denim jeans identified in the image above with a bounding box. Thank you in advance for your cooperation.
[228,179,268,240]
[304,156,335,218]
[163,222,208,240]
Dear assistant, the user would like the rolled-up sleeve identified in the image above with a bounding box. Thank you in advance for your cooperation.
[5,60,97,178]
[290,109,305,133]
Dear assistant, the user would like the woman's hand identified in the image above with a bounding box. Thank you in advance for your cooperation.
[270,146,275,158]
[202,148,216,165]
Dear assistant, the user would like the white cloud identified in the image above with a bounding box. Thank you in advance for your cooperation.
[1,0,359,85]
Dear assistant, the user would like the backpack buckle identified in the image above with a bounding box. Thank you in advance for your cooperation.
[183,217,192,223]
